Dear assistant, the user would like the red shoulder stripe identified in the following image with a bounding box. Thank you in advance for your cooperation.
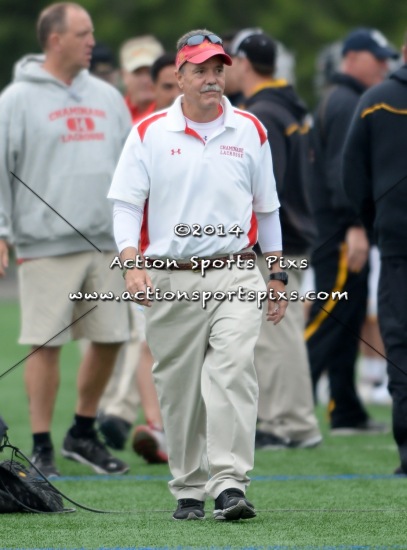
[234,110,267,145]
[137,112,167,142]
[247,211,258,248]
[140,200,149,254]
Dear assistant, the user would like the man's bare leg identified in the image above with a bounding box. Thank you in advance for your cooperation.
[25,346,62,477]
[76,342,121,416]
[25,346,61,433]
[62,341,129,475]
[132,341,168,463]
[137,342,163,428]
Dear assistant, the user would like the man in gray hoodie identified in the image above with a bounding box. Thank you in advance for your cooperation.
[0,2,131,478]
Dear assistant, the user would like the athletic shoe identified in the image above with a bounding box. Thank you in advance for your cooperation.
[288,434,323,449]
[370,382,392,406]
[330,419,389,435]
[132,424,168,464]
[256,430,322,450]
[255,430,290,450]
[394,466,407,475]
[172,499,205,520]
[30,446,60,479]
[98,414,132,450]
[61,431,129,474]
[213,488,256,521]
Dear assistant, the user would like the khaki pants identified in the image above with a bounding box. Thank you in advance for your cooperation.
[18,251,130,345]
[255,257,320,441]
[145,264,265,500]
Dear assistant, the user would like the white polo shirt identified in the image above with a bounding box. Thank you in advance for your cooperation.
[108,95,279,259]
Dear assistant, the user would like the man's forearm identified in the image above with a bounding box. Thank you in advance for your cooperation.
[120,246,139,264]
[263,251,284,273]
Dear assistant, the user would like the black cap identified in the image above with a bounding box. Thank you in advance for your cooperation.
[229,28,277,69]
[342,28,399,60]
[90,42,116,73]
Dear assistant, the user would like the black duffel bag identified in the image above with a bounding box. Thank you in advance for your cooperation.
[0,459,64,513]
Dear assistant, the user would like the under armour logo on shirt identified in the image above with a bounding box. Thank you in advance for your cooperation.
[171,148,181,155]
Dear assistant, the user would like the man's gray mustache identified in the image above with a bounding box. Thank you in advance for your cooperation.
[201,85,222,92]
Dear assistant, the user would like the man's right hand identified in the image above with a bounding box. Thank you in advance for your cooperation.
[345,226,369,273]
[0,240,9,277]
[124,267,154,307]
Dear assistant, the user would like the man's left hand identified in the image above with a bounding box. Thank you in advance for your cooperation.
[0,240,9,278]
[266,279,288,324]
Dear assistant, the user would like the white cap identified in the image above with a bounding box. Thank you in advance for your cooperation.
[120,35,164,73]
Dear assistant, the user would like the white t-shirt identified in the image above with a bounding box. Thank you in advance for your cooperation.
[184,113,224,143]
[108,95,280,259]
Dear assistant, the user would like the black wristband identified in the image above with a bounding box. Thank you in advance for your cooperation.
[269,272,288,285]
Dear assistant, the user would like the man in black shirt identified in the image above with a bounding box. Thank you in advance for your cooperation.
[343,36,407,469]
[230,30,321,449]
[306,28,398,433]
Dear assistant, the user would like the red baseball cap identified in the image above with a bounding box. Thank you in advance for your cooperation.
[176,41,232,70]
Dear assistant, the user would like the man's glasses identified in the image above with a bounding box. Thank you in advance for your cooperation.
[185,34,223,47]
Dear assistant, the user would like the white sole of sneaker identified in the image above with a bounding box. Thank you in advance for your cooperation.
[214,500,256,521]
[330,428,388,436]
[256,443,288,450]
[173,513,205,521]
[61,448,129,475]
[290,435,323,449]
[30,468,61,480]
[46,472,61,480]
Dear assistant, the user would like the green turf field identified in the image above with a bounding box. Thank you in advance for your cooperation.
[0,300,406,549]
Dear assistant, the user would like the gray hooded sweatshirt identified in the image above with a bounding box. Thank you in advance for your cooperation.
[0,54,131,258]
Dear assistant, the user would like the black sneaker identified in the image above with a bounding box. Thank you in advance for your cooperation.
[172,498,205,520]
[98,414,132,450]
[61,431,129,474]
[213,488,256,521]
[288,435,323,449]
[30,446,61,479]
[255,430,289,450]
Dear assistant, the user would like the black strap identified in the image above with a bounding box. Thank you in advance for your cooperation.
[317,85,338,146]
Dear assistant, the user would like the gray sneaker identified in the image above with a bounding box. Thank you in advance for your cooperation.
[330,419,389,435]
[61,431,129,474]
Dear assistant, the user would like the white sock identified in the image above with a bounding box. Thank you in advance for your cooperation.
[358,356,387,384]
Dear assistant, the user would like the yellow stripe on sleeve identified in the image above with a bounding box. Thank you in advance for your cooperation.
[361,103,407,118]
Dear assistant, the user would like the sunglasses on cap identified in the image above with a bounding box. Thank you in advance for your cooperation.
[184,34,223,47]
